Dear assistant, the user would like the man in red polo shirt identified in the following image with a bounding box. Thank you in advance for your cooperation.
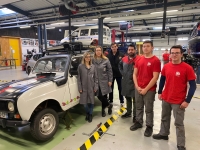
[162,49,170,65]
[153,45,196,150]
[131,40,161,137]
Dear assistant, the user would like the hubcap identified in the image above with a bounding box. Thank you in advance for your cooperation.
[39,113,56,135]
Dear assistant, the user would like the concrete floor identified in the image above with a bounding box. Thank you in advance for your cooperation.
[0,67,200,150]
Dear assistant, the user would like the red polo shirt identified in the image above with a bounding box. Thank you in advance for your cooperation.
[161,62,196,104]
[135,55,161,91]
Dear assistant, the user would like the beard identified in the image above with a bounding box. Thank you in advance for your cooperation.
[128,53,135,57]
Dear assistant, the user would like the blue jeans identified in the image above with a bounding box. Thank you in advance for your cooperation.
[84,104,94,115]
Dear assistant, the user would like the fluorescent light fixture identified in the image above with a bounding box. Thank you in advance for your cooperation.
[132,39,140,42]
[1,8,15,14]
[73,24,86,26]
[92,17,111,20]
[143,39,150,41]
[50,22,65,25]
[178,37,188,41]
[109,21,126,23]
[20,26,30,28]
[115,40,120,42]
[157,16,177,18]
[122,9,134,12]
[46,27,55,29]
[161,48,166,50]
[132,28,142,31]
[154,48,159,50]
[151,10,178,14]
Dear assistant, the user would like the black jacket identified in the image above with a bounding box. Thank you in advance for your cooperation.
[108,50,124,77]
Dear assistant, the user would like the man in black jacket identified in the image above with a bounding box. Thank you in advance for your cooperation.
[108,43,124,114]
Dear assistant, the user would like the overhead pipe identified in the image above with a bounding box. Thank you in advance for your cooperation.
[161,0,167,38]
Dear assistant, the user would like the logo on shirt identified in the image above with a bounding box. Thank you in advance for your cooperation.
[175,71,180,77]
[147,62,151,66]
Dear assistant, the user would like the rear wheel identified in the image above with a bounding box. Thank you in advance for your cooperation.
[30,108,59,142]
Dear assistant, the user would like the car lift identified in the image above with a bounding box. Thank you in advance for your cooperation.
[111,29,125,43]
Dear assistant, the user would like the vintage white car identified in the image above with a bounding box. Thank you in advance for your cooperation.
[0,52,82,141]
[61,25,111,48]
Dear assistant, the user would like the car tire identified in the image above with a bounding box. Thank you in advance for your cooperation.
[30,108,59,142]
[27,67,31,75]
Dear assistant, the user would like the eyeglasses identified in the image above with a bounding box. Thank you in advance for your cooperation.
[85,56,91,58]
[171,52,181,55]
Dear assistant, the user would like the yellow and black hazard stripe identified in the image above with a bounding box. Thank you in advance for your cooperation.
[78,107,126,150]
[0,80,10,83]
[193,96,200,99]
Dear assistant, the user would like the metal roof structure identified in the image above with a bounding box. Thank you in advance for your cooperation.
[0,0,200,36]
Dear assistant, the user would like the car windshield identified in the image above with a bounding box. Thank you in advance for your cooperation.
[32,57,68,74]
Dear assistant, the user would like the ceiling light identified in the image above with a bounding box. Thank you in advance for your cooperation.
[150,10,178,14]
[50,22,65,25]
[92,17,111,21]
[132,39,140,42]
[122,9,134,12]
[131,28,142,30]
[20,26,30,28]
[157,16,177,18]
[73,24,86,26]
[46,27,55,29]
[109,21,126,23]
[178,37,188,41]
[143,39,150,41]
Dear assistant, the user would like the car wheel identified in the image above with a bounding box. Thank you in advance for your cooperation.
[27,67,31,75]
[30,108,59,142]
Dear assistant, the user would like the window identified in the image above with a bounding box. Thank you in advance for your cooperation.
[107,29,110,36]
[91,29,98,35]
[103,28,106,36]
[80,29,89,36]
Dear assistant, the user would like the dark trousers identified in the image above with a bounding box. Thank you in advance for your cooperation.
[159,100,185,147]
[125,96,136,116]
[97,87,110,109]
[109,77,124,103]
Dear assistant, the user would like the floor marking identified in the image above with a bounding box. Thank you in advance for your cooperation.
[78,107,126,150]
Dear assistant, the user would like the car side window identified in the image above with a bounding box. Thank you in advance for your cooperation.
[80,29,89,36]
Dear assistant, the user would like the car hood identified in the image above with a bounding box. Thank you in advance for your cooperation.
[0,74,57,99]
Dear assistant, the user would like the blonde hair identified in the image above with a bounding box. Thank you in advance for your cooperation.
[81,51,92,65]
[94,45,108,60]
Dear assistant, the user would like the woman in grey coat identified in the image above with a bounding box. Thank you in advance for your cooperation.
[93,46,113,117]
[77,52,98,123]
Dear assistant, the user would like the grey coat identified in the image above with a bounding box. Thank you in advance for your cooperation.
[119,56,137,97]
[77,64,98,104]
[93,58,113,96]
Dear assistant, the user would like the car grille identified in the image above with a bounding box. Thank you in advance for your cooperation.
[0,101,8,111]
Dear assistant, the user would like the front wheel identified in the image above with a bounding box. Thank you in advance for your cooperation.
[30,108,59,141]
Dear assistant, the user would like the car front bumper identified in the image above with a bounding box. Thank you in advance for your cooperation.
[0,118,29,128]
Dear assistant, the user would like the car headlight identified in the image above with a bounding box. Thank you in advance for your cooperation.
[8,102,14,111]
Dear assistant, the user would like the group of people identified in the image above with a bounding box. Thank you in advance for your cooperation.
[77,40,197,150]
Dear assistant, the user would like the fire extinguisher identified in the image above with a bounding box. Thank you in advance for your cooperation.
[5,57,8,66]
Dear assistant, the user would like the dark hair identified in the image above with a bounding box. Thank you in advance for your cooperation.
[111,42,118,47]
[170,45,183,54]
[143,40,153,47]
[128,44,136,50]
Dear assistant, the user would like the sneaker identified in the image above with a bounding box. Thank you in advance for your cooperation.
[102,109,106,117]
[177,146,186,150]
[144,126,153,137]
[130,122,142,131]
[133,116,136,123]
[88,114,93,123]
[152,134,169,140]
[121,113,131,118]
[108,104,113,115]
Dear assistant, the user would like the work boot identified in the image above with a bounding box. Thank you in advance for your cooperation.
[102,109,106,117]
[108,104,113,115]
[88,114,93,123]
[121,112,131,118]
[144,126,153,137]
[133,116,136,123]
[85,113,89,121]
[177,146,186,150]
[152,134,169,140]
[130,122,142,131]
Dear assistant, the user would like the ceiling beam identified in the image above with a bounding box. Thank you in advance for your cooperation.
[83,0,97,7]
[3,4,32,17]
